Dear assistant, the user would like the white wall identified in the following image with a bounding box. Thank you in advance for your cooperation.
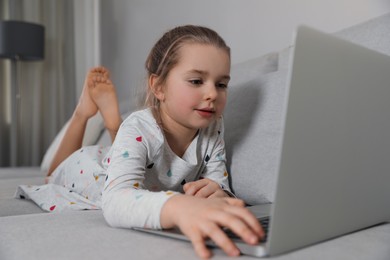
[100,0,390,112]
[74,0,101,97]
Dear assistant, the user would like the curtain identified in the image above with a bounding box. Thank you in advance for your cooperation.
[0,0,77,166]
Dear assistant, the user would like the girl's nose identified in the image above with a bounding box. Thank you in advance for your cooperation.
[205,83,218,101]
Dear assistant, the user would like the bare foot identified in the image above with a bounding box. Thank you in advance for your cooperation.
[88,67,122,141]
[74,67,102,120]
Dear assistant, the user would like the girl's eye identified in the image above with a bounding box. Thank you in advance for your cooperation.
[189,79,203,85]
[217,82,228,89]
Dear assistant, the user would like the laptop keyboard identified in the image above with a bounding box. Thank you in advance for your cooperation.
[224,217,270,243]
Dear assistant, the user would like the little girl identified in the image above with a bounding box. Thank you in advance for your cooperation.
[18,25,263,259]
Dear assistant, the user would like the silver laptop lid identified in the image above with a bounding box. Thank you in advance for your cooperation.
[267,26,390,256]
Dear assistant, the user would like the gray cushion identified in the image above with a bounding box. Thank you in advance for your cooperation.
[0,176,44,199]
[0,167,44,216]
[0,198,44,216]
[225,48,291,205]
[0,210,389,259]
[226,13,390,205]
[335,13,390,57]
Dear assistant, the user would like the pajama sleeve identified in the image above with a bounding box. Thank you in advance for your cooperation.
[200,118,235,197]
[101,115,177,230]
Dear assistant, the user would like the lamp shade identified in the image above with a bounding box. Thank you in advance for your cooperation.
[0,20,44,61]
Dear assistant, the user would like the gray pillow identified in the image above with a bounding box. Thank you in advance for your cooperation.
[225,13,390,206]
[225,47,292,205]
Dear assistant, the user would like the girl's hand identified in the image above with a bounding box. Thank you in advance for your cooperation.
[183,178,228,198]
[161,195,264,259]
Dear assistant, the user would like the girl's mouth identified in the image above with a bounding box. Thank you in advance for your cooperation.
[196,108,215,118]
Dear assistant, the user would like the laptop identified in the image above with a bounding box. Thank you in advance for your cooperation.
[133,26,390,257]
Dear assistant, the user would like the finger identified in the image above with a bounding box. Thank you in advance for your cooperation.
[193,180,221,198]
[202,224,240,257]
[224,204,264,239]
[223,214,261,245]
[183,182,193,195]
[194,185,214,198]
[224,197,246,207]
[208,189,228,199]
[183,182,189,192]
[186,230,212,259]
[195,185,226,198]
[218,198,264,238]
[184,180,207,196]
[182,228,211,259]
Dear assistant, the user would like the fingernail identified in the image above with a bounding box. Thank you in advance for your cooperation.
[232,248,240,256]
[249,235,258,244]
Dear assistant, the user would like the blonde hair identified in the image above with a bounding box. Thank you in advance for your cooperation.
[144,25,230,111]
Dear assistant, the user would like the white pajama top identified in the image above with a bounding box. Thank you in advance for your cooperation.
[16,108,232,230]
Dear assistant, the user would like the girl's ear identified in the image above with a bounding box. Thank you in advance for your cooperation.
[149,74,165,101]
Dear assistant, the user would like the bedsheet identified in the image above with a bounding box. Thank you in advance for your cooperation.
[0,167,44,216]
[0,210,389,260]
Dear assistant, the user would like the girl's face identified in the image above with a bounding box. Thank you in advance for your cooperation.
[156,43,230,134]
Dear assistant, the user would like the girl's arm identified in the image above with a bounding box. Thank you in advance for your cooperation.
[184,118,233,198]
[102,114,178,229]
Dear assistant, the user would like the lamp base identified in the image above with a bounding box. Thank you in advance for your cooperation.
[10,59,18,167]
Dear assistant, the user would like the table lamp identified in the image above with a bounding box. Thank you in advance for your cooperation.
[0,20,45,166]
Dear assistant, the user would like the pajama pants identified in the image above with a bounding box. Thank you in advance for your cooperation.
[16,145,110,212]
